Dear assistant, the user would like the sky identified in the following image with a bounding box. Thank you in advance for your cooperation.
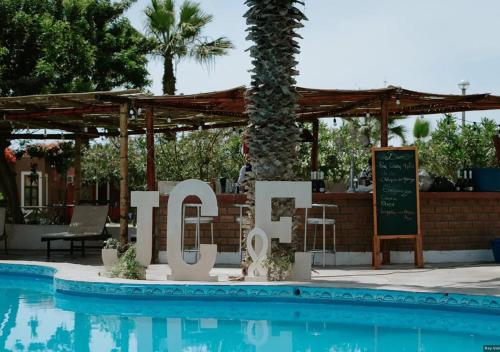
[125,0,500,143]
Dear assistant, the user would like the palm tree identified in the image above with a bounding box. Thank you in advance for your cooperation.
[244,0,307,280]
[145,0,233,95]
[349,115,408,147]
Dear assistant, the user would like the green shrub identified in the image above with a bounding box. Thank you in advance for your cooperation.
[418,115,498,181]
[103,238,119,250]
[265,241,294,281]
[109,245,146,280]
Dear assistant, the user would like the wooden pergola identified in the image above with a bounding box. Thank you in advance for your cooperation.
[2,86,500,244]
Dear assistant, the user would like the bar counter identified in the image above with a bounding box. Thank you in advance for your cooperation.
[156,192,500,262]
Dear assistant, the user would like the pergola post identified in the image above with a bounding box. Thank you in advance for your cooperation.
[119,103,129,245]
[311,119,319,171]
[146,107,156,191]
[73,136,82,205]
[380,99,390,264]
[146,107,157,262]
[380,99,389,147]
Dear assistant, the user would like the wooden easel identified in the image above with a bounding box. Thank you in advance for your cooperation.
[371,147,423,269]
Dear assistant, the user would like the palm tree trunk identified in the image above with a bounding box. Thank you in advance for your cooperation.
[0,133,24,223]
[162,55,176,95]
[244,0,307,280]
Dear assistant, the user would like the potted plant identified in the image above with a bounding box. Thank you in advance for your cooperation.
[110,245,146,280]
[102,238,120,268]
[463,120,500,191]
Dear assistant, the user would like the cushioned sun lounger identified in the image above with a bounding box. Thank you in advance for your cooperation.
[41,205,109,259]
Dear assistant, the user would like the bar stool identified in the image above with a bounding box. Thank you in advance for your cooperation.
[234,203,249,261]
[304,203,338,267]
[182,203,214,261]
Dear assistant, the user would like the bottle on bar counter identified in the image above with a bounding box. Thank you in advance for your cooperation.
[311,171,317,193]
[461,169,469,192]
[465,169,474,192]
[319,171,325,193]
[455,169,462,192]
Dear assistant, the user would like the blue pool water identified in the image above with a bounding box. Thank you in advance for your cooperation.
[0,274,499,351]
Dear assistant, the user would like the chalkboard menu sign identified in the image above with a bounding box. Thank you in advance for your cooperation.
[372,147,419,236]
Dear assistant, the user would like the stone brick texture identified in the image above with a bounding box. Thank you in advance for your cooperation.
[155,193,500,253]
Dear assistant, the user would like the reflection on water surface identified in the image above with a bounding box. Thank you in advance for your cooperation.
[0,274,499,351]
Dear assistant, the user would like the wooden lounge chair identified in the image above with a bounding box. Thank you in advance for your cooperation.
[41,205,110,259]
[0,207,6,253]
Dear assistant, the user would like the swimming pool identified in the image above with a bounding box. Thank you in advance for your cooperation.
[0,265,499,351]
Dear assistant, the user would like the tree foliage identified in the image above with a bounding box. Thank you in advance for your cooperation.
[145,0,233,94]
[417,114,498,180]
[0,0,151,96]
[413,117,430,140]
[0,0,151,222]
[155,129,244,182]
[346,115,408,147]
[295,122,370,184]
[81,138,146,191]
[81,130,244,190]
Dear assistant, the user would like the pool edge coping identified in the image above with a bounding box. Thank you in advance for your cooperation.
[0,261,499,312]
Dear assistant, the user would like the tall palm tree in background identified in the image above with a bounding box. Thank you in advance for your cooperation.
[145,0,233,95]
[244,0,307,280]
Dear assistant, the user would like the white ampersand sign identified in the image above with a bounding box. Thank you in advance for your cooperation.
[246,227,268,280]
[246,320,269,347]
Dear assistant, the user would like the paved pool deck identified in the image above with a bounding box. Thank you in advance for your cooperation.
[0,256,498,297]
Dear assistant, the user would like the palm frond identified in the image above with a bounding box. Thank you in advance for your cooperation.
[178,1,213,41]
[144,0,233,93]
[145,0,176,37]
[190,37,233,64]
[389,125,408,145]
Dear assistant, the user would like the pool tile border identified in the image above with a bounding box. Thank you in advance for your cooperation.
[0,262,56,277]
[1,263,499,312]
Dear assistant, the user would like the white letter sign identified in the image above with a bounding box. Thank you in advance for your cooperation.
[254,181,312,252]
[167,179,218,281]
[131,191,159,267]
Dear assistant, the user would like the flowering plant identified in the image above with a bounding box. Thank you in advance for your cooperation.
[3,148,16,165]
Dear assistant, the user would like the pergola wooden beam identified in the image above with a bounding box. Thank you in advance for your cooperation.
[146,107,157,262]
[2,106,117,119]
[119,103,129,245]
[74,136,82,205]
[311,119,319,171]
[3,86,500,137]
[146,107,156,191]
[380,99,389,147]
[6,118,90,134]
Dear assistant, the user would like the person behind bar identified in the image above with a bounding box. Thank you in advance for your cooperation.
[357,157,373,192]
[237,154,252,192]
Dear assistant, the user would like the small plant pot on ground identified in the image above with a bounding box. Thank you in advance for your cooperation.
[102,248,118,268]
[492,238,500,263]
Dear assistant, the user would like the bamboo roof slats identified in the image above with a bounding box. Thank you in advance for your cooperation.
[1,86,500,138]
